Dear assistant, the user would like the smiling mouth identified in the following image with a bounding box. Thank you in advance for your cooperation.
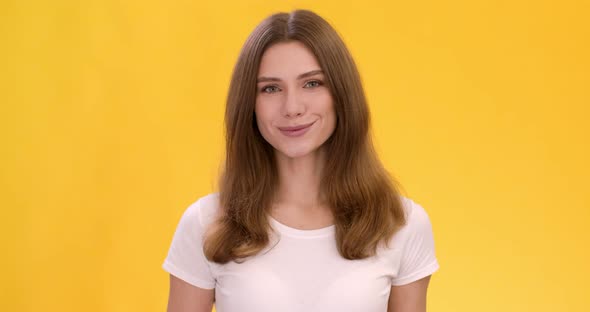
[278,121,316,137]
[278,121,316,132]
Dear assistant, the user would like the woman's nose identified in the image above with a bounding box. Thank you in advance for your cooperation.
[283,90,305,117]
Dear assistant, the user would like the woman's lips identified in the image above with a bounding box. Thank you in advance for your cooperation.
[278,121,315,137]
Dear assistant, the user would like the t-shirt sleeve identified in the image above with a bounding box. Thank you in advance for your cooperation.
[391,199,440,286]
[162,199,216,289]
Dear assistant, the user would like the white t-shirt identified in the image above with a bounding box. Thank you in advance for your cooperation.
[162,192,440,312]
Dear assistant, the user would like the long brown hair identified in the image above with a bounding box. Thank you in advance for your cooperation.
[203,9,407,263]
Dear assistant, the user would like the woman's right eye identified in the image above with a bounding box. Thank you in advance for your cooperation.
[261,85,280,93]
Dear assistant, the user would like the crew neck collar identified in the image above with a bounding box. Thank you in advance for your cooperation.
[268,215,335,238]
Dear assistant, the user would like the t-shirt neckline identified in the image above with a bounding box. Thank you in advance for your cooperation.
[268,215,335,238]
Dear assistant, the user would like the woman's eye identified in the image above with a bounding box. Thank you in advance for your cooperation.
[261,81,322,93]
[304,80,322,88]
[261,85,280,93]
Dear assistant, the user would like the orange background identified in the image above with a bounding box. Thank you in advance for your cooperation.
[1,1,588,311]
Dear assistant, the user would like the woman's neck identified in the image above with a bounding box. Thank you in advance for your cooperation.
[273,147,327,211]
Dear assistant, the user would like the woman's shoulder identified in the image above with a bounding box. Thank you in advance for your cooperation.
[181,192,221,229]
[399,195,431,225]
[394,195,435,240]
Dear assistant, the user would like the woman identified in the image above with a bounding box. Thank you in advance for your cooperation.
[163,9,439,312]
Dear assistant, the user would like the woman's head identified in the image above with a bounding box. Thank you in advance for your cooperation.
[207,10,406,263]
[225,9,370,172]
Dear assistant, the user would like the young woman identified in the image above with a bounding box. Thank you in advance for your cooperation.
[163,9,439,312]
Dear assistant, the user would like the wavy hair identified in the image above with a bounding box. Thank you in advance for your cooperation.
[203,9,407,263]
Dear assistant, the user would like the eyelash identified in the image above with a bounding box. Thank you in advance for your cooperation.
[260,80,324,94]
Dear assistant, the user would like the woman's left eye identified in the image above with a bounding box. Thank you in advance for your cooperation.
[304,80,322,88]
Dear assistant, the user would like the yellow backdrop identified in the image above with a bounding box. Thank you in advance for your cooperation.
[1,0,588,311]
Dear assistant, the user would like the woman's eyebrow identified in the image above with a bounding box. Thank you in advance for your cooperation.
[257,69,324,83]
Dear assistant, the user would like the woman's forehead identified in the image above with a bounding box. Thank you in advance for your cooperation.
[257,41,322,78]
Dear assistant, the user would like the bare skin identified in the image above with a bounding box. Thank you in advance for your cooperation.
[255,41,336,229]
[167,275,213,312]
[388,275,432,312]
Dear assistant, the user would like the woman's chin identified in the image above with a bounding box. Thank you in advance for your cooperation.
[275,146,315,160]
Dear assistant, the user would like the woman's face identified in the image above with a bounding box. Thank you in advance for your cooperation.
[255,41,336,159]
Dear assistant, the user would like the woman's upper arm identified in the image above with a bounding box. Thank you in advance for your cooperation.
[387,275,431,312]
[167,274,215,312]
